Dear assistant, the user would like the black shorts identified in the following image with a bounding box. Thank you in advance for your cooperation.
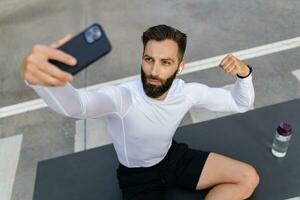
[116,140,210,200]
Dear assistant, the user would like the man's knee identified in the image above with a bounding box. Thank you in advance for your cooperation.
[240,164,260,198]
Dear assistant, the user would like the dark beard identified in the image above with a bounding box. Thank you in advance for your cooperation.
[141,66,178,98]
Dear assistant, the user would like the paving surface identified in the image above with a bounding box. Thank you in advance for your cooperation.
[0,1,300,200]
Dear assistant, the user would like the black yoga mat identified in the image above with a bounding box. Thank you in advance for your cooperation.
[33,99,300,200]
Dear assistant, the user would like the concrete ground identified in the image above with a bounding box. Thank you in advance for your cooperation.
[0,0,300,200]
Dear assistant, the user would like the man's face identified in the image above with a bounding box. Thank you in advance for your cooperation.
[141,39,184,98]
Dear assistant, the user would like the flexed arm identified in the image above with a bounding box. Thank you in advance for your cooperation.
[186,54,255,113]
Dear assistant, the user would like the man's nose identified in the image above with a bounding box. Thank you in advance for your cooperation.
[150,63,160,77]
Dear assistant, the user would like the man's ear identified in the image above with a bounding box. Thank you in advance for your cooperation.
[177,60,185,74]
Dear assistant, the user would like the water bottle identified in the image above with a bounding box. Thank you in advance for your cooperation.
[271,122,292,157]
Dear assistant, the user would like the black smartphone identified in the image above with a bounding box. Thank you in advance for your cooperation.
[49,23,112,75]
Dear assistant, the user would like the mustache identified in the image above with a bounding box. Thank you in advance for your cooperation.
[146,75,163,82]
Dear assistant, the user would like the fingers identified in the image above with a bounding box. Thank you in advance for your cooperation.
[24,72,42,86]
[29,65,68,87]
[39,61,73,82]
[49,34,73,49]
[220,54,232,66]
[24,53,73,87]
[223,60,234,71]
[220,54,234,67]
[228,67,238,75]
[32,44,77,66]
[22,35,77,87]
[220,54,233,71]
[24,65,65,87]
[219,54,239,75]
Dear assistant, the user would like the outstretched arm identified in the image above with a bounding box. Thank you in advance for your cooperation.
[25,81,120,119]
[21,35,120,119]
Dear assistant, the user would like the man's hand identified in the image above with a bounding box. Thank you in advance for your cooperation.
[219,54,250,77]
[20,34,77,87]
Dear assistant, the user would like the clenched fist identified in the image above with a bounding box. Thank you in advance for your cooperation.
[20,34,77,87]
[219,54,250,77]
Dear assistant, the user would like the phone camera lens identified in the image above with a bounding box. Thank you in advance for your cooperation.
[85,25,102,43]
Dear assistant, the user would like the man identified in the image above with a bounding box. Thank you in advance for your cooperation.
[21,24,259,200]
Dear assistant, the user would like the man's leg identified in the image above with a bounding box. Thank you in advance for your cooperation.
[196,153,260,200]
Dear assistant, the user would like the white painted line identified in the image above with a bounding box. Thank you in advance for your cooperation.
[181,36,300,74]
[0,99,47,119]
[0,134,23,200]
[291,69,300,82]
[1,36,300,119]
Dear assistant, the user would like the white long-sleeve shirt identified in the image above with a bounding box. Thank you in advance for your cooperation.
[26,75,254,167]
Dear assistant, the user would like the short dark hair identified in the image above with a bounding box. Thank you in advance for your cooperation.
[142,24,187,62]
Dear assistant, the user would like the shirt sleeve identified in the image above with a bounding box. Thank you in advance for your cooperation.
[186,75,255,113]
[25,80,122,119]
